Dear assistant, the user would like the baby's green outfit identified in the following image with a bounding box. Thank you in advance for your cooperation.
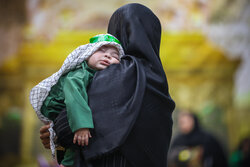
[41,61,96,166]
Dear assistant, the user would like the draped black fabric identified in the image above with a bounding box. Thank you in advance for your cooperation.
[54,3,175,167]
[83,3,175,166]
[170,114,228,167]
[82,56,146,159]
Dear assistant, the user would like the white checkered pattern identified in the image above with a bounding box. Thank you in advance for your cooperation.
[29,41,124,124]
[29,40,124,159]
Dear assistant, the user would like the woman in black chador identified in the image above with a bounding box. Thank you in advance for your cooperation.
[40,3,175,167]
[169,112,228,167]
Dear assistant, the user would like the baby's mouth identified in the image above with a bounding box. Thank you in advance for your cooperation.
[100,60,110,66]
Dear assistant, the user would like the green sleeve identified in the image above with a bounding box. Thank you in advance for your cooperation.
[41,79,65,121]
[61,148,75,166]
[63,71,94,132]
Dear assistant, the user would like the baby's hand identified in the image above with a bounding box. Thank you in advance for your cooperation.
[73,128,92,146]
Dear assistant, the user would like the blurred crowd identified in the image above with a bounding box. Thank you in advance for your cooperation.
[36,110,250,167]
[167,111,250,167]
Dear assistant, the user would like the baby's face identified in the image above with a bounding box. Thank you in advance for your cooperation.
[87,45,120,70]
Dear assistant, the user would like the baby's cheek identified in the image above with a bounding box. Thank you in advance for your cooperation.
[112,60,120,64]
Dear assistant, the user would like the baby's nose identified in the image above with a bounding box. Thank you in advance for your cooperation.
[105,54,111,59]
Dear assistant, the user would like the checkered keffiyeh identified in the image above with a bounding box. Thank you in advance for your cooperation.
[29,37,124,159]
[29,40,124,124]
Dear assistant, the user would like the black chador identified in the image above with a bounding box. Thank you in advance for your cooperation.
[54,3,175,167]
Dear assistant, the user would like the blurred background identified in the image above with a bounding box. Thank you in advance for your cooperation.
[0,0,249,166]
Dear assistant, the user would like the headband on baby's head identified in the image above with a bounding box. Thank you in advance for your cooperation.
[89,34,121,45]
[29,33,124,158]
[30,33,124,124]
[88,33,124,60]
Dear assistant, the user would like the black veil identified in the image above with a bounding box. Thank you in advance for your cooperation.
[83,3,175,166]
[54,3,175,167]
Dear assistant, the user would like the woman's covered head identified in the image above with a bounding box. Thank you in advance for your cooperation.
[107,3,162,65]
[178,111,200,134]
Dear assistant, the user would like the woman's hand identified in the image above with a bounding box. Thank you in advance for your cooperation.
[73,128,92,146]
[39,124,50,149]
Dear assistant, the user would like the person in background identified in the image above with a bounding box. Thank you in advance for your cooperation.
[229,137,250,167]
[168,111,228,167]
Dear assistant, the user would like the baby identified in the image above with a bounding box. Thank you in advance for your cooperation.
[29,34,124,167]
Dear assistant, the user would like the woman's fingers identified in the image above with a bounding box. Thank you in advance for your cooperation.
[42,139,50,149]
[39,124,50,149]
[44,143,50,149]
[39,124,50,140]
[42,138,50,145]
[40,131,50,139]
[40,124,50,134]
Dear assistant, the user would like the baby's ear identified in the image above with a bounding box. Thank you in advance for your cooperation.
[85,57,90,61]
